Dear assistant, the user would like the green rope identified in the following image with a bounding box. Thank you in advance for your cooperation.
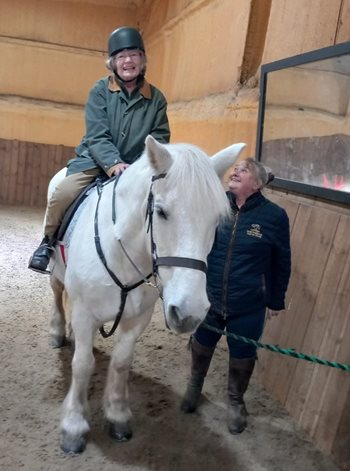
[202,322,350,372]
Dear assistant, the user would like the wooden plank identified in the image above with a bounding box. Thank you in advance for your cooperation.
[331,389,350,470]
[52,145,64,183]
[31,144,42,207]
[23,142,34,206]
[43,144,56,205]
[336,0,350,43]
[260,203,314,401]
[267,187,350,216]
[50,144,59,181]
[0,139,76,207]
[8,140,19,205]
[257,191,350,468]
[261,204,339,405]
[38,144,49,207]
[29,143,41,207]
[304,227,350,453]
[0,139,12,204]
[62,146,74,170]
[285,214,349,429]
[15,141,27,205]
[35,142,44,206]
[0,139,5,202]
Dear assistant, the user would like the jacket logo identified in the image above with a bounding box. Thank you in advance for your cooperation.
[247,224,262,238]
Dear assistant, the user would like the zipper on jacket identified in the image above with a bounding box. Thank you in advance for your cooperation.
[221,210,239,319]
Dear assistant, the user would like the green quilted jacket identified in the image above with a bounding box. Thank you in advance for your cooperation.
[67,75,170,176]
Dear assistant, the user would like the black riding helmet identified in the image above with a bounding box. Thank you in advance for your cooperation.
[108,27,145,57]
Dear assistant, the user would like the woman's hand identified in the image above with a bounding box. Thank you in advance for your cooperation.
[107,162,129,177]
[266,308,284,320]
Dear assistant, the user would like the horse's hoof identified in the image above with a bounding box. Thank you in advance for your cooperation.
[49,335,67,349]
[107,421,133,442]
[60,431,86,454]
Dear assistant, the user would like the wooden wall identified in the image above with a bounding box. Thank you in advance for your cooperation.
[0,138,73,207]
[257,189,350,470]
[0,0,138,146]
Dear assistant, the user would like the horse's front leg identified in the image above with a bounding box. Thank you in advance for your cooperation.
[49,275,67,348]
[104,307,153,441]
[60,304,97,453]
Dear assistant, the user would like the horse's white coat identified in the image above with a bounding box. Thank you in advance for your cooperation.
[48,136,246,452]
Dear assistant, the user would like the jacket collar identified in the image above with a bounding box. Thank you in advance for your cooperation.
[228,190,265,212]
[108,75,151,99]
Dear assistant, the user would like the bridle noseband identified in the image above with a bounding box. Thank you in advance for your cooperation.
[94,173,207,337]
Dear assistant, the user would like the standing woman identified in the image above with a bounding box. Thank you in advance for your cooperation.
[29,26,170,274]
[181,158,291,434]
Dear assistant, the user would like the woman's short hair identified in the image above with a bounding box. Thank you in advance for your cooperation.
[244,158,273,189]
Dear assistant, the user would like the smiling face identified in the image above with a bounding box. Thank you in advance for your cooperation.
[112,48,145,82]
[227,159,262,201]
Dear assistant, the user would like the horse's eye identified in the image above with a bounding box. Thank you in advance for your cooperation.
[156,206,168,220]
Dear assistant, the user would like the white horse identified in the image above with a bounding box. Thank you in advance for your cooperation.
[48,135,246,453]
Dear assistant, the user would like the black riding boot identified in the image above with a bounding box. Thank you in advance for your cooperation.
[181,337,215,413]
[28,236,54,274]
[227,357,255,434]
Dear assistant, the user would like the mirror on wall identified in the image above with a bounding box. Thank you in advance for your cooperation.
[256,41,350,204]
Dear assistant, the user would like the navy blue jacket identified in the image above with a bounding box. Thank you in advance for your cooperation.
[207,191,291,317]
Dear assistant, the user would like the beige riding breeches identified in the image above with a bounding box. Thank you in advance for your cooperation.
[44,168,101,238]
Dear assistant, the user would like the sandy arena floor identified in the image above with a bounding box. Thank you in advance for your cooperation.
[0,205,340,470]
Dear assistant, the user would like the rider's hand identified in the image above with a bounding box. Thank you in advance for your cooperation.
[107,162,129,177]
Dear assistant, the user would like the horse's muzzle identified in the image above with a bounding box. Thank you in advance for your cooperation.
[166,305,205,334]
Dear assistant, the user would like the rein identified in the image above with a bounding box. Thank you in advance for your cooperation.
[94,173,207,338]
[94,178,148,338]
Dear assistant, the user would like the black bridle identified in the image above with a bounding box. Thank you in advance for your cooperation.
[146,173,208,278]
[94,173,207,338]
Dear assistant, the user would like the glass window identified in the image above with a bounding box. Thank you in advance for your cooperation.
[256,42,350,204]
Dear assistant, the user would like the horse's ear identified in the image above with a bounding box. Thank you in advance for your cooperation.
[145,135,173,173]
[210,143,247,179]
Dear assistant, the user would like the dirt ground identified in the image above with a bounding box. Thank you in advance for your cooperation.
[0,205,340,471]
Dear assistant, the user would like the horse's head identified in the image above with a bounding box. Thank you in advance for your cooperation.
[140,136,246,334]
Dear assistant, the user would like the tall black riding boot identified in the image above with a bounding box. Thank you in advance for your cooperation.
[28,236,54,274]
[181,337,215,413]
[227,357,255,434]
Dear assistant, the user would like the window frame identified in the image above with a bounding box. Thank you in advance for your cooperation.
[256,41,350,205]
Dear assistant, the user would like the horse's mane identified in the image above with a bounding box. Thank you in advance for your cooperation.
[117,141,232,225]
[164,143,231,221]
